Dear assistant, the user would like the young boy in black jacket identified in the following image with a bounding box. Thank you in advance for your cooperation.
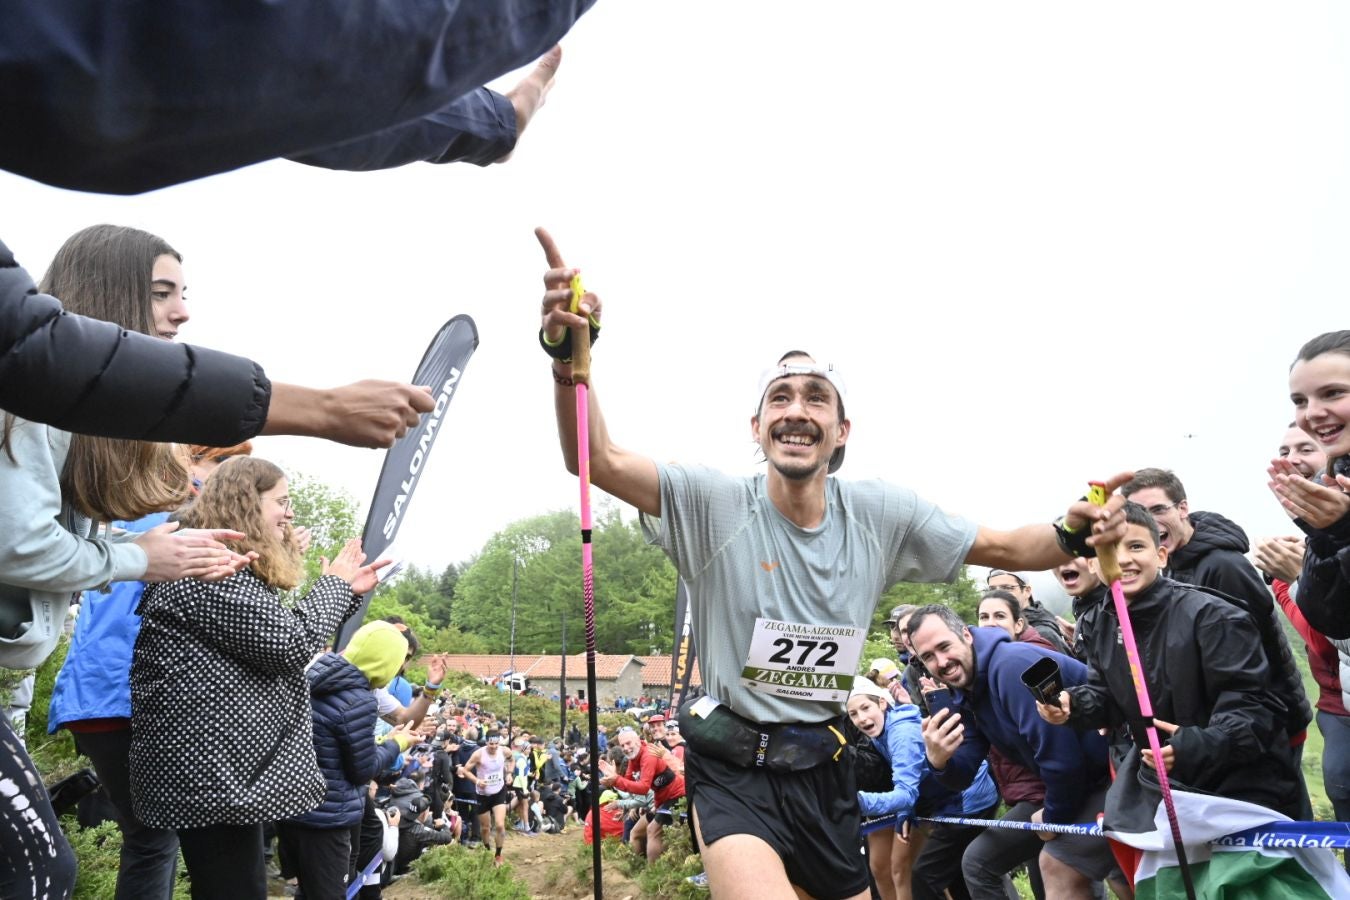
[1037,502,1302,819]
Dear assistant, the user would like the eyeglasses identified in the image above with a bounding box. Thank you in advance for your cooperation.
[987,570,1027,590]
[274,496,293,512]
[1144,503,1176,517]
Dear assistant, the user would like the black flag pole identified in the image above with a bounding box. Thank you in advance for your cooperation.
[669,579,696,710]
[335,315,478,649]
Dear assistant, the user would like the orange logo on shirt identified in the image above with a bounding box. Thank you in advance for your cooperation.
[760,561,779,572]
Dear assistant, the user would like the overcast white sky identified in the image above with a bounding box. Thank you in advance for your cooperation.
[4,3,1348,608]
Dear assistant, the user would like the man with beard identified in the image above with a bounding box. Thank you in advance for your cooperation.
[537,228,1130,900]
[908,606,1117,899]
[1122,467,1314,818]
[598,727,685,863]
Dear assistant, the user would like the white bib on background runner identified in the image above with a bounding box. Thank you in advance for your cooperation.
[476,749,506,795]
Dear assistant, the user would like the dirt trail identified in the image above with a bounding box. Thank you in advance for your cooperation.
[385,826,642,900]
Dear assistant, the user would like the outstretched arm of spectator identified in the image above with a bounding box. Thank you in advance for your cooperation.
[1,240,434,448]
[188,573,358,674]
[0,421,246,591]
[857,710,924,818]
[291,48,562,170]
[262,382,435,449]
[2,3,595,193]
[610,752,659,796]
[379,657,445,727]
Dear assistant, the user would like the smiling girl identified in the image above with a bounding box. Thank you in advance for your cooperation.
[1274,331,1350,639]
[0,224,249,900]
[130,457,387,899]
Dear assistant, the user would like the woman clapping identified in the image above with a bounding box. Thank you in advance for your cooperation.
[130,457,387,899]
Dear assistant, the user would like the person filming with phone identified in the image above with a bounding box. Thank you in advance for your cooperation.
[907,606,1121,899]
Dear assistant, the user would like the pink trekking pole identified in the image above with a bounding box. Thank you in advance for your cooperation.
[571,273,604,900]
[1088,482,1196,900]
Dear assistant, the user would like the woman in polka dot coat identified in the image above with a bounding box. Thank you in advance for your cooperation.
[130,456,388,900]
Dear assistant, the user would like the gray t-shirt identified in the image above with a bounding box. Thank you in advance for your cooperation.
[641,464,977,724]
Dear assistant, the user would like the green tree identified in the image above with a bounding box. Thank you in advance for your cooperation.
[451,505,679,656]
[287,470,363,589]
[869,566,983,634]
[451,510,574,653]
[379,562,459,629]
[589,506,678,655]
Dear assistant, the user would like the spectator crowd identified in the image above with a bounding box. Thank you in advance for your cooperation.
[1,8,1349,900]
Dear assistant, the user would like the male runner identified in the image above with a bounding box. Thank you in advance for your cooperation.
[535,228,1128,900]
[457,730,511,867]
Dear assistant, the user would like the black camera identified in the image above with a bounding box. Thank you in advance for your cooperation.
[1020,657,1063,705]
[47,768,102,817]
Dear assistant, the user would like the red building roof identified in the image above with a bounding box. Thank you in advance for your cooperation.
[635,655,701,688]
[429,653,641,681]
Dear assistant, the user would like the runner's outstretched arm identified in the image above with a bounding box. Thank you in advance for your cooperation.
[535,227,660,517]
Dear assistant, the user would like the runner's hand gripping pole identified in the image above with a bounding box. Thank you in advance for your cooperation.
[569,272,590,385]
[1088,482,1197,900]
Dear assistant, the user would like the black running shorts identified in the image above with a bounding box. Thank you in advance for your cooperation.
[476,788,509,816]
[686,746,867,899]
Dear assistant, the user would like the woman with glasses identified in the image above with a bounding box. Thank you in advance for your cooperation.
[130,457,387,899]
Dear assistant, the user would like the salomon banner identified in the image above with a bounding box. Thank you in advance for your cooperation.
[669,578,697,708]
[335,314,478,649]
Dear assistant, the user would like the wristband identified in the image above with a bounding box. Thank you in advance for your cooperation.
[424,682,442,693]
[538,316,601,362]
[1054,517,1095,558]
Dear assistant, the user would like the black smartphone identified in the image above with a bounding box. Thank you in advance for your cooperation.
[923,688,955,718]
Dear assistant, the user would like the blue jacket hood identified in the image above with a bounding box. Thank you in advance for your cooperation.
[307,651,369,697]
[964,625,1013,701]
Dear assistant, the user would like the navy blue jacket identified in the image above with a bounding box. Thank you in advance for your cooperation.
[2,1,595,193]
[291,652,400,829]
[937,627,1109,825]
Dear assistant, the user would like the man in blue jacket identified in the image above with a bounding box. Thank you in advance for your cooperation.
[908,605,1116,900]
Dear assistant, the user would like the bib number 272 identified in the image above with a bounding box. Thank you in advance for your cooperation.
[766,638,838,667]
